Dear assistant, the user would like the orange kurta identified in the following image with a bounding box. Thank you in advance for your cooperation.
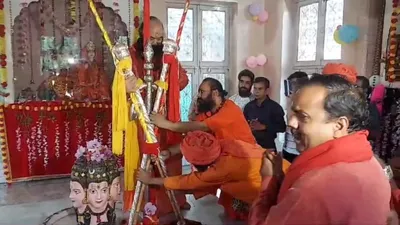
[164,140,290,205]
[196,100,256,144]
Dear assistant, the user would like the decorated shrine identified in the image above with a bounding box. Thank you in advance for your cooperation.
[0,0,138,183]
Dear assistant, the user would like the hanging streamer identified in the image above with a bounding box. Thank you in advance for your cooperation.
[133,0,140,42]
[143,0,150,46]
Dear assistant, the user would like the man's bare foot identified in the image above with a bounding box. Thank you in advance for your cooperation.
[181,202,191,210]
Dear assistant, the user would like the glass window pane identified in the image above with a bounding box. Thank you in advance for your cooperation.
[203,73,225,89]
[297,3,319,62]
[180,73,193,122]
[201,10,226,62]
[323,0,343,60]
[167,8,194,62]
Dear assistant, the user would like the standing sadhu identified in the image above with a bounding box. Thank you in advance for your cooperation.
[137,131,290,218]
[124,16,189,215]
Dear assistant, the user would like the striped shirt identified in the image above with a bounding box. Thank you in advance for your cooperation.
[283,129,299,155]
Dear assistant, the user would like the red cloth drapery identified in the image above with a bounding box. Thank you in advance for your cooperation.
[2,101,120,181]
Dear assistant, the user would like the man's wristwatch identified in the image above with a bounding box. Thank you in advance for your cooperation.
[384,165,394,180]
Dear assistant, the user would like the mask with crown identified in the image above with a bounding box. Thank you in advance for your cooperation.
[70,139,120,225]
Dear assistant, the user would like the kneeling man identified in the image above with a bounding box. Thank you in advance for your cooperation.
[138,131,289,217]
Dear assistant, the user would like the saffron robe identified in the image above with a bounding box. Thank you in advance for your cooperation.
[250,132,391,225]
[164,140,290,204]
[125,44,189,215]
[193,100,257,219]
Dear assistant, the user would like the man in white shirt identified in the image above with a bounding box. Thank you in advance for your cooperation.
[229,69,255,110]
[283,71,309,162]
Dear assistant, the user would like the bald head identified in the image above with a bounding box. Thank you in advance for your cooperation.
[139,16,164,46]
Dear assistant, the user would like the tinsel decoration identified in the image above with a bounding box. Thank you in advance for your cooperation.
[133,0,140,42]
[0,0,8,91]
[69,0,77,24]
[15,8,29,66]
[0,105,11,184]
[387,0,400,82]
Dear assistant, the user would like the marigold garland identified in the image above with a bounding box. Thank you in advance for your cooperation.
[0,104,11,184]
[0,0,8,88]
[6,102,111,112]
[387,0,400,82]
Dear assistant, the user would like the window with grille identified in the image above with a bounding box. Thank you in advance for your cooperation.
[167,3,231,122]
[295,0,344,67]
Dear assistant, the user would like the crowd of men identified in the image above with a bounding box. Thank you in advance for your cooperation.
[126,16,399,225]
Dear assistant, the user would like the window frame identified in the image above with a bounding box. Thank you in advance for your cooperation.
[294,0,343,69]
[166,4,197,68]
[200,67,230,90]
[166,3,231,90]
[198,4,231,68]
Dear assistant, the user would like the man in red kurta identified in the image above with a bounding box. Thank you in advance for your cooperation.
[249,75,391,224]
[125,16,189,215]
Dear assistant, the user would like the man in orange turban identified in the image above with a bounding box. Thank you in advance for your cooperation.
[322,63,358,84]
[137,131,290,220]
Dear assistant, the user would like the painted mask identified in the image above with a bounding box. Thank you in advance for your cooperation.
[70,158,88,213]
[86,162,110,213]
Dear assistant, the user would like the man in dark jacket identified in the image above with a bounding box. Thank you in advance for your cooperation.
[356,76,381,142]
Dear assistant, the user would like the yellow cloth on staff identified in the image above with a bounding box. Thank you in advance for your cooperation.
[111,57,140,191]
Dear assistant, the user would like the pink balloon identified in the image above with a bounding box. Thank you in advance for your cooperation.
[256,54,267,66]
[246,56,257,69]
[258,10,269,23]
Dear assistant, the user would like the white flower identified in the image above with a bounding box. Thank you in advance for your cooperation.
[144,202,157,216]
[90,150,104,162]
[75,146,86,158]
[87,139,101,150]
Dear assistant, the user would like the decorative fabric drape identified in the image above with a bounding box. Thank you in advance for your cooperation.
[374,88,400,161]
[2,101,123,181]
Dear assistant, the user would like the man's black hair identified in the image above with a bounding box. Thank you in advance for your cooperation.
[356,76,370,90]
[203,78,228,99]
[302,75,369,132]
[288,71,308,81]
[238,69,255,82]
[254,77,270,89]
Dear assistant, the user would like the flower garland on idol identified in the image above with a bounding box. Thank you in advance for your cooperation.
[387,0,400,82]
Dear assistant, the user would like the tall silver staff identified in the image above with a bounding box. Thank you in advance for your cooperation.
[152,39,178,113]
[126,42,185,225]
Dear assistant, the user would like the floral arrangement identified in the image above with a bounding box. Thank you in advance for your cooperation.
[75,139,113,162]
